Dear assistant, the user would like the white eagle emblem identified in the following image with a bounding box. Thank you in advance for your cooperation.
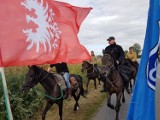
[21,0,61,53]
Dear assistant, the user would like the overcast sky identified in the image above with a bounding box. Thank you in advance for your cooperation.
[59,0,149,55]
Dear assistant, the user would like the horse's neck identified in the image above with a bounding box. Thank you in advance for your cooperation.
[108,69,119,81]
[87,64,94,72]
[39,71,56,93]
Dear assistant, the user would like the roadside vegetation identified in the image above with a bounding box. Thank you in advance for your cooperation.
[0,63,106,120]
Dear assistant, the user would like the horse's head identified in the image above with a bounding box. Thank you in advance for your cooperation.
[22,65,40,93]
[81,61,91,73]
[101,54,115,77]
[101,54,114,67]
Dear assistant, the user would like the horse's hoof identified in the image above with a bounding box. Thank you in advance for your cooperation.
[107,103,114,109]
[98,84,101,87]
[76,106,79,111]
[122,98,125,103]
[74,106,79,111]
[115,105,120,111]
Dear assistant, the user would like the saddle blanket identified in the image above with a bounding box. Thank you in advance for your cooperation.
[53,73,67,91]
[53,73,79,90]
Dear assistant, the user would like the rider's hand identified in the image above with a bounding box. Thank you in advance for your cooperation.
[116,61,119,64]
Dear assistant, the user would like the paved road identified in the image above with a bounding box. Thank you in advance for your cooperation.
[92,65,160,120]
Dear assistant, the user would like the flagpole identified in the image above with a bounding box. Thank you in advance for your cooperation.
[0,67,13,120]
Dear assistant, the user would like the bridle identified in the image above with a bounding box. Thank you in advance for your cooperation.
[82,62,94,74]
[23,69,50,89]
[102,54,119,88]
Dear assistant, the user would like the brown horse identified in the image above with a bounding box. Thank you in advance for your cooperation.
[22,65,86,120]
[101,54,125,120]
[81,61,102,93]
[125,59,139,92]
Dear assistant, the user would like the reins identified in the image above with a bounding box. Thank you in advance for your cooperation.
[32,87,64,101]
[39,72,50,83]
[104,56,120,89]
[29,70,64,101]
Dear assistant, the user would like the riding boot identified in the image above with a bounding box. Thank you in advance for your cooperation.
[66,88,72,101]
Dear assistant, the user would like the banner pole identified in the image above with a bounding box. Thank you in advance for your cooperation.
[0,67,13,120]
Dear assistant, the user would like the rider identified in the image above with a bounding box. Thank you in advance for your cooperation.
[125,47,139,70]
[90,51,97,64]
[48,62,71,100]
[90,51,100,77]
[104,36,132,94]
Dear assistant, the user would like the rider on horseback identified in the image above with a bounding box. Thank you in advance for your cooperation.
[48,62,72,100]
[126,47,139,70]
[104,36,132,94]
[90,51,101,79]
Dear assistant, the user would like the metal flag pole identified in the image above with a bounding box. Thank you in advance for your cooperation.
[0,67,13,120]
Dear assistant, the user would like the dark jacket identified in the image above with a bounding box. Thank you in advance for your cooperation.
[50,62,69,73]
[104,43,124,63]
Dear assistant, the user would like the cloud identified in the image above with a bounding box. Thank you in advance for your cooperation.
[59,0,149,55]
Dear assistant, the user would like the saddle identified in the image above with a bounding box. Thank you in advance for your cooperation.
[53,73,79,90]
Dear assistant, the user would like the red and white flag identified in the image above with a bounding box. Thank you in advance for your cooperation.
[0,0,92,67]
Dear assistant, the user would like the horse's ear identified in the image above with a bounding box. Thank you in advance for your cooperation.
[82,61,85,64]
[28,65,36,69]
[28,65,31,68]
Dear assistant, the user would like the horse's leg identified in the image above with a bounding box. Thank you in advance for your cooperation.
[42,100,54,120]
[122,88,125,103]
[98,77,101,86]
[97,74,101,86]
[86,79,90,93]
[94,78,97,91]
[133,73,136,85]
[58,100,63,120]
[72,93,80,111]
[107,92,114,109]
[115,92,122,120]
[129,79,133,93]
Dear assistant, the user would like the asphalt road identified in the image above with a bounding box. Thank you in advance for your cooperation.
[92,64,160,120]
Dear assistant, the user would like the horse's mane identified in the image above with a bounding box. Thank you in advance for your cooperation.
[30,65,52,76]
[83,61,92,66]
[103,53,118,69]
[31,65,43,72]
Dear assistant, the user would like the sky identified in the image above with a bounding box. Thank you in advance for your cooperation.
[59,0,149,55]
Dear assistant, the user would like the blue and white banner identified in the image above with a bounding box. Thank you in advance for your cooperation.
[127,0,160,120]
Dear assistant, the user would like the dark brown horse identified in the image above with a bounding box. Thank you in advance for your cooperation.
[22,65,86,120]
[101,54,125,120]
[81,61,102,93]
[125,59,139,92]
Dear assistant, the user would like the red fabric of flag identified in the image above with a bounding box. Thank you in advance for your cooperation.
[0,0,92,67]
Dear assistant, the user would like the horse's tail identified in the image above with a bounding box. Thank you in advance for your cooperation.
[77,75,87,98]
